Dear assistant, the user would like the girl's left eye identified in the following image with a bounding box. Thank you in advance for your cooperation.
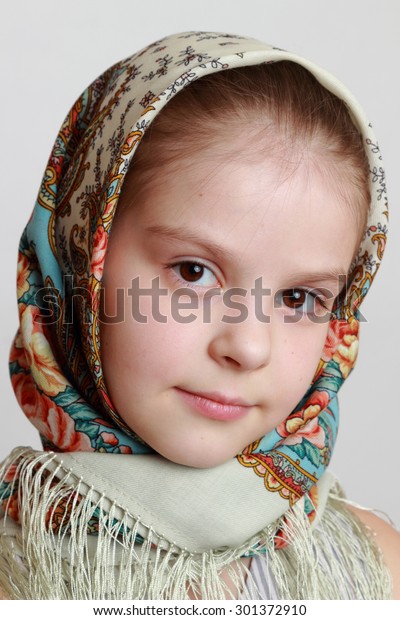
[170,261,219,288]
[279,288,328,315]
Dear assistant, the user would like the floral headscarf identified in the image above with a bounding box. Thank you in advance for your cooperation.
[3,31,387,550]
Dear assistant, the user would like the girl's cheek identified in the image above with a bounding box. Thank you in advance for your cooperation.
[278,324,328,372]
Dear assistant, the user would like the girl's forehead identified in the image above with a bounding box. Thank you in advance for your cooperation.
[133,148,356,215]
[120,151,360,277]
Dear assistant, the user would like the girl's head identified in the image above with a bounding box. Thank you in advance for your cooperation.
[10,33,387,483]
[100,61,370,467]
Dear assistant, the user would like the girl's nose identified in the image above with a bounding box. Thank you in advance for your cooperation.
[208,318,271,372]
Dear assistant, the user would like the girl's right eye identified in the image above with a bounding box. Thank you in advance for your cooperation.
[170,261,220,288]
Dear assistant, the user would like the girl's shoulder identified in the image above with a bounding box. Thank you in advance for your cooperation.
[347,505,400,599]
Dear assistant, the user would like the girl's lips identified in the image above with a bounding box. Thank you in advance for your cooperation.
[175,387,253,421]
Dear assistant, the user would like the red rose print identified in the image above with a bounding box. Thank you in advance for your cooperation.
[90,225,108,281]
[277,391,329,448]
[12,372,92,451]
[323,319,359,378]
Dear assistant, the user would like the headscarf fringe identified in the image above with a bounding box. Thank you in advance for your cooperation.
[256,482,393,599]
[0,448,392,600]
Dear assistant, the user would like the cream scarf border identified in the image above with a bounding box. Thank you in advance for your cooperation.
[0,447,392,600]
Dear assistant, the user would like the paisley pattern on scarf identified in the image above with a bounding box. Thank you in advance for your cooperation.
[3,32,388,535]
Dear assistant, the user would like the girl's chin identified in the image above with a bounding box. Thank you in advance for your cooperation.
[155,443,243,469]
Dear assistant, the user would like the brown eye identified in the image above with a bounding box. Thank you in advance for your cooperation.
[282,289,306,309]
[179,262,204,282]
[171,261,220,288]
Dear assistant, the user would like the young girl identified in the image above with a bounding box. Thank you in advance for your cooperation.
[0,30,399,600]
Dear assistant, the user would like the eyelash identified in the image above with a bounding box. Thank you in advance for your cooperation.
[276,289,331,316]
[166,260,221,289]
[165,261,332,314]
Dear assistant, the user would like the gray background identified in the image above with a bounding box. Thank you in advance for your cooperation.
[1,0,399,525]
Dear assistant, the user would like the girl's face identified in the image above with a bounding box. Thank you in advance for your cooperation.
[100,148,360,468]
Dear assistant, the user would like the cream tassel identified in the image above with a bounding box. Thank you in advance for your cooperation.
[252,482,393,600]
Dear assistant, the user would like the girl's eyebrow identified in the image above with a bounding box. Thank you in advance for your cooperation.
[146,225,348,287]
[288,269,349,288]
[145,224,236,263]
